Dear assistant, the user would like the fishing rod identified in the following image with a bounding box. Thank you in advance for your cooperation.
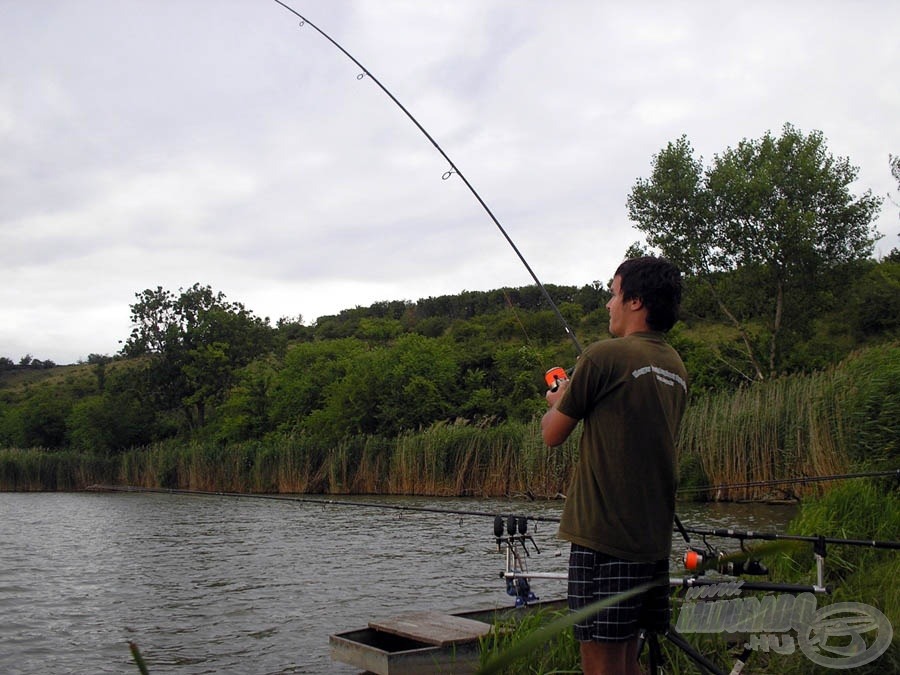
[271,1,583,357]
[677,468,900,495]
[87,484,562,525]
[677,524,900,551]
[675,522,900,596]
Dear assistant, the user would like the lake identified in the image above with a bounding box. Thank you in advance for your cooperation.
[0,491,797,674]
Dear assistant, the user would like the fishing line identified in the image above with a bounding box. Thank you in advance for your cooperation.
[90,485,900,550]
[88,484,562,525]
[677,468,900,495]
[271,0,583,356]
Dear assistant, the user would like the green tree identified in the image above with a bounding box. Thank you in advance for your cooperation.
[303,335,462,440]
[851,260,900,338]
[491,344,545,421]
[627,124,882,378]
[268,338,368,432]
[11,388,72,448]
[122,284,275,431]
[66,389,155,454]
[212,356,280,443]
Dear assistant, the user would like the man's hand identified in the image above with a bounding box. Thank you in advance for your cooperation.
[545,377,569,408]
[541,379,577,447]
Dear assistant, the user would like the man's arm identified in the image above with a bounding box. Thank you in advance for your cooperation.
[541,381,579,447]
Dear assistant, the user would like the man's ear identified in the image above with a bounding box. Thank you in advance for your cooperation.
[627,295,644,311]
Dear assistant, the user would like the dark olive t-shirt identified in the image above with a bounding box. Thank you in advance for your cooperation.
[556,332,687,561]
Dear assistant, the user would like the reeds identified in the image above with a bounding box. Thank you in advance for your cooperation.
[33,420,577,497]
[0,447,116,490]
[679,367,852,501]
[677,343,898,501]
[386,419,576,497]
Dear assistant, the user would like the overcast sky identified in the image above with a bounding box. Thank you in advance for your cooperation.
[2,1,898,364]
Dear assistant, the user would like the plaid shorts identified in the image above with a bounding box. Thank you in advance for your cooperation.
[567,544,670,642]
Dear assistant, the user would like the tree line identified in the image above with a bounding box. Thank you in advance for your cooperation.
[1,124,897,457]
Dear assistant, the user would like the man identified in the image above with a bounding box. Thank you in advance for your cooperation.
[541,256,687,675]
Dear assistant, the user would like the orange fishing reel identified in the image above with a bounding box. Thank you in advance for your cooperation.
[544,366,569,392]
[683,547,708,572]
[683,545,769,576]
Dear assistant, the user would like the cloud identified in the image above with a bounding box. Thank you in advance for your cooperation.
[2,0,898,363]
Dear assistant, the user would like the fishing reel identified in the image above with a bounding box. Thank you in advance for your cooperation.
[544,366,569,392]
[683,539,769,577]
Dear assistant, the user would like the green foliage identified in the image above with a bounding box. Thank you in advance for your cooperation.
[628,125,883,377]
[66,392,154,454]
[772,480,899,585]
[211,357,279,443]
[667,324,750,393]
[7,388,74,448]
[491,345,546,421]
[122,284,275,431]
[850,260,900,338]
[3,257,899,458]
[303,334,462,440]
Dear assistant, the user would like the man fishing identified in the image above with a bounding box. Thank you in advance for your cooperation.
[541,256,687,675]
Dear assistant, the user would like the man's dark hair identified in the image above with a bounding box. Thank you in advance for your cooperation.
[614,256,682,332]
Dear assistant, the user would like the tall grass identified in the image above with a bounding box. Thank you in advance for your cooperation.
[679,344,899,501]
[679,371,849,500]
[386,420,576,497]
[0,447,116,491]
[478,606,580,674]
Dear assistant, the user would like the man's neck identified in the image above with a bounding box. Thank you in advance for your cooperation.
[619,319,652,337]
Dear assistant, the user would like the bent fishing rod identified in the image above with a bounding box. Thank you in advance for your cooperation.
[271,0,583,357]
[255,7,900,557]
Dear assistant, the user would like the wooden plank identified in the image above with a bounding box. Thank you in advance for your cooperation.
[369,611,492,647]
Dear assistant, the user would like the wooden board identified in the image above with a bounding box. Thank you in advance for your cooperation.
[368,611,492,647]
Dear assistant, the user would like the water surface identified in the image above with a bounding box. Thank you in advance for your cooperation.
[0,492,796,674]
